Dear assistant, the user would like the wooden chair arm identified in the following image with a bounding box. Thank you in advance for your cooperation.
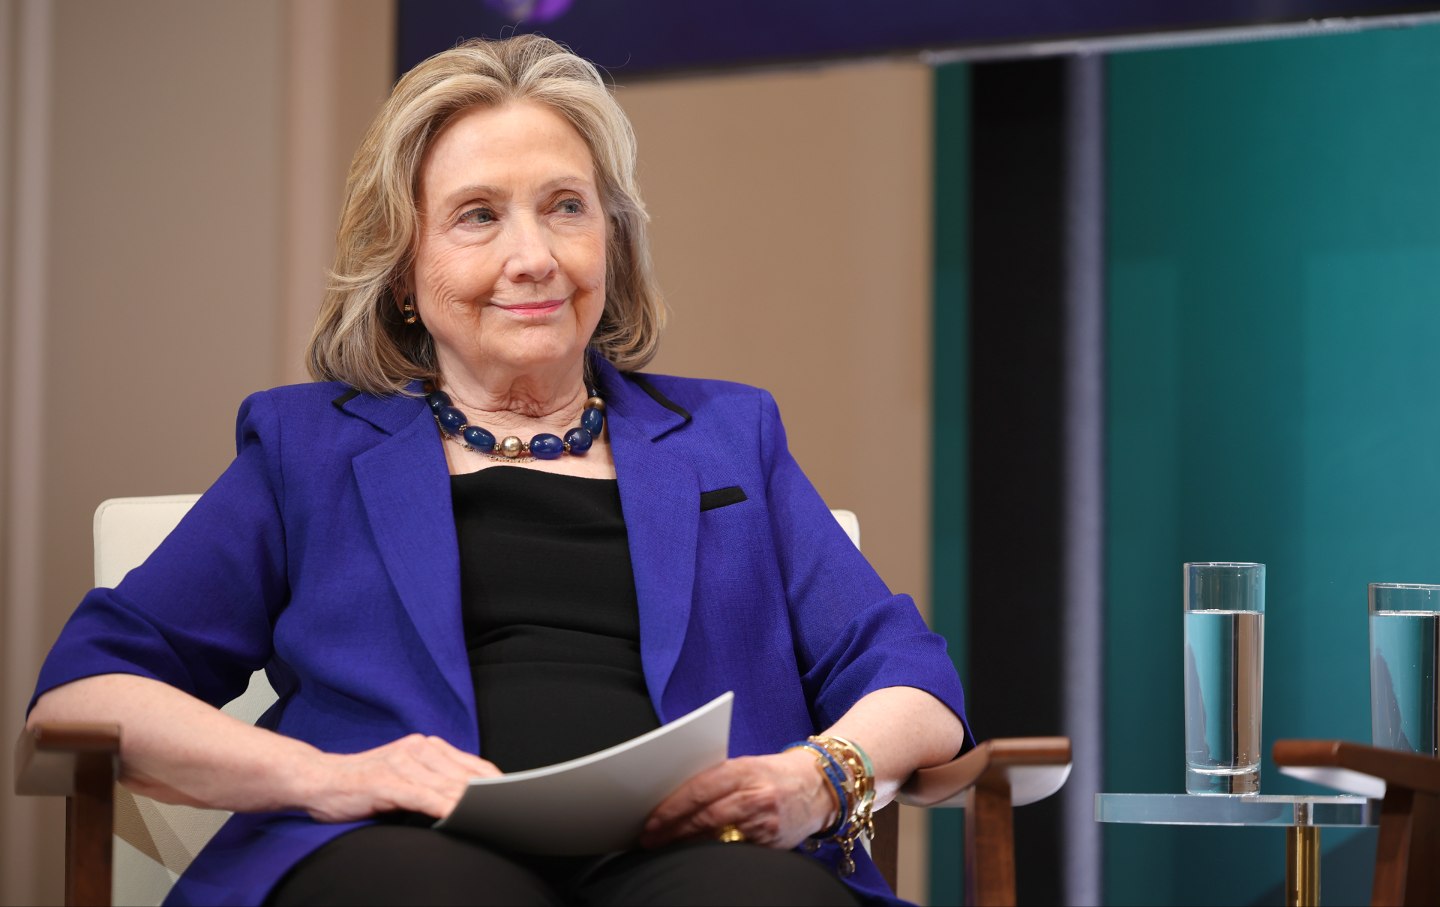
[889,737,1070,907]
[898,736,1073,808]
[1275,740,1440,907]
[14,722,120,907]
[1273,739,1440,797]
[14,722,121,796]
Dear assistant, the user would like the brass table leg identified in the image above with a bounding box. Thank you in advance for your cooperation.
[1286,825,1320,907]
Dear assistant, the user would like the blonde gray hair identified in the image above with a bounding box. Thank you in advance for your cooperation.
[307,34,665,393]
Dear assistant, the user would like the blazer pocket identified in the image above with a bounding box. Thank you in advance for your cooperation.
[699,486,748,512]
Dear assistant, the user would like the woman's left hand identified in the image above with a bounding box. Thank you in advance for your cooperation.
[639,747,835,850]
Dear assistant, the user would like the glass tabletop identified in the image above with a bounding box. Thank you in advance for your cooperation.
[1095,793,1378,828]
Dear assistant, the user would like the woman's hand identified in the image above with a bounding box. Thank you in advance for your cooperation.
[639,747,835,850]
[301,734,501,823]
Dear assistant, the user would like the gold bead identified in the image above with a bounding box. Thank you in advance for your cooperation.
[498,436,524,458]
[586,396,606,412]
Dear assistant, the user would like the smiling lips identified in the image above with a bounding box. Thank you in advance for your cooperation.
[492,298,566,316]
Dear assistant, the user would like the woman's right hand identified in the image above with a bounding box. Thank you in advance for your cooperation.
[302,734,501,823]
[29,676,501,820]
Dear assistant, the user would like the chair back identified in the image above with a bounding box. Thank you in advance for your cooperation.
[831,509,859,548]
[95,496,279,907]
[94,495,864,905]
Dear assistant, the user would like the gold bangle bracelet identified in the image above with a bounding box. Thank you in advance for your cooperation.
[807,735,876,877]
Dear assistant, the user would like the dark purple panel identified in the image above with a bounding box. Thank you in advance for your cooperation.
[397,0,1440,77]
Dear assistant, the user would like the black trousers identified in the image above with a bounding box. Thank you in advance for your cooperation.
[265,825,862,907]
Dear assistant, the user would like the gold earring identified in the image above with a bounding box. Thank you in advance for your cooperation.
[402,299,418,325]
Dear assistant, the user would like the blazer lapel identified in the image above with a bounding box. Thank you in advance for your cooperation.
[598,360,700,720]
[343,390,475,721]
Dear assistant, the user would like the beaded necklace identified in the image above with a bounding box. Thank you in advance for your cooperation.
[425,385,606,463]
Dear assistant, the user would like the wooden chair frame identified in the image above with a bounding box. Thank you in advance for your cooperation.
[16,726,1069,906]
[1274,739,1440,907]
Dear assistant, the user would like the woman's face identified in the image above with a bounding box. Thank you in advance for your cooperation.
[411,101,607,388]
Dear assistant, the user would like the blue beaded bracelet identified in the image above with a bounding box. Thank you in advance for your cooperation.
[785,740,850,839]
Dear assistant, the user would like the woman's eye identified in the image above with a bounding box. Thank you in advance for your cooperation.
[556,198,584,215]
[458,207,495,225]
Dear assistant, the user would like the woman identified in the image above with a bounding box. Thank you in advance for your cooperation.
[27,35,968,907]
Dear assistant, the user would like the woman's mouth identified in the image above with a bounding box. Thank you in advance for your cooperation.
[492,298,566,317]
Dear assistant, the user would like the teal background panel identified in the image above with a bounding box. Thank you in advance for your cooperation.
[929,60,969,907]
[1105,23,1440,906]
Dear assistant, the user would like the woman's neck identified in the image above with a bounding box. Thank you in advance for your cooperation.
[432,354,616,480]
[435,359,590,433]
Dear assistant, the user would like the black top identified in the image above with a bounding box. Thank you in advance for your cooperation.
[450,467,660,773]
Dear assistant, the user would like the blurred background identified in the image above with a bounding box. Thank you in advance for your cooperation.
[3,1,1440,904]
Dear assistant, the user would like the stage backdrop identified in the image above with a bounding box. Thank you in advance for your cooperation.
[1100,21,1440,905]
[398,0,1440,76]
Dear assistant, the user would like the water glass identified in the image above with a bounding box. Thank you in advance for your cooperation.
[1183,562,1265,795]
[1369,583,1440,757]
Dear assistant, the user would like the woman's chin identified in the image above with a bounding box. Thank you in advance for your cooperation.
[469,337,589,377]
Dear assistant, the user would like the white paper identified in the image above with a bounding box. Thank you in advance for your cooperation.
[435,691,733,854]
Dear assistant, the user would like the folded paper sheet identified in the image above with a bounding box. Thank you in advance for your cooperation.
[436,691,734,854]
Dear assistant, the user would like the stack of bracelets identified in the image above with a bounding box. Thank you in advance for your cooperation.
[783,735,876,877]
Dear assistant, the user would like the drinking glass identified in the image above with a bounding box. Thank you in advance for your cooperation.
[1184,562,1265,795]
[1369,583,1440,757]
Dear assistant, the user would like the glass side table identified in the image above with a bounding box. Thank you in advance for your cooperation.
[1095,793,1379,907]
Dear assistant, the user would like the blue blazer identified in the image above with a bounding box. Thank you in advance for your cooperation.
[33,357,969,907]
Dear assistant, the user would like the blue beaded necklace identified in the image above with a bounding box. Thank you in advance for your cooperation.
[424,385,606,462]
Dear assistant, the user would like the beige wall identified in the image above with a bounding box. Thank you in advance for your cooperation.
[0,2,394,903]
[0,5,936,902]
[617,63,935,901]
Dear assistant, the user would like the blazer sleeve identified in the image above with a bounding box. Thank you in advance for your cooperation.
[29,392,289,713]
[757,389,973,743]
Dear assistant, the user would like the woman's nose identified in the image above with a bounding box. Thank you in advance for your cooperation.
[503,217,558,283]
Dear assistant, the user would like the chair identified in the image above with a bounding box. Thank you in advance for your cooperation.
[15,495,275,907]
[1273,739,1440,906]
[16,496,1072,906]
